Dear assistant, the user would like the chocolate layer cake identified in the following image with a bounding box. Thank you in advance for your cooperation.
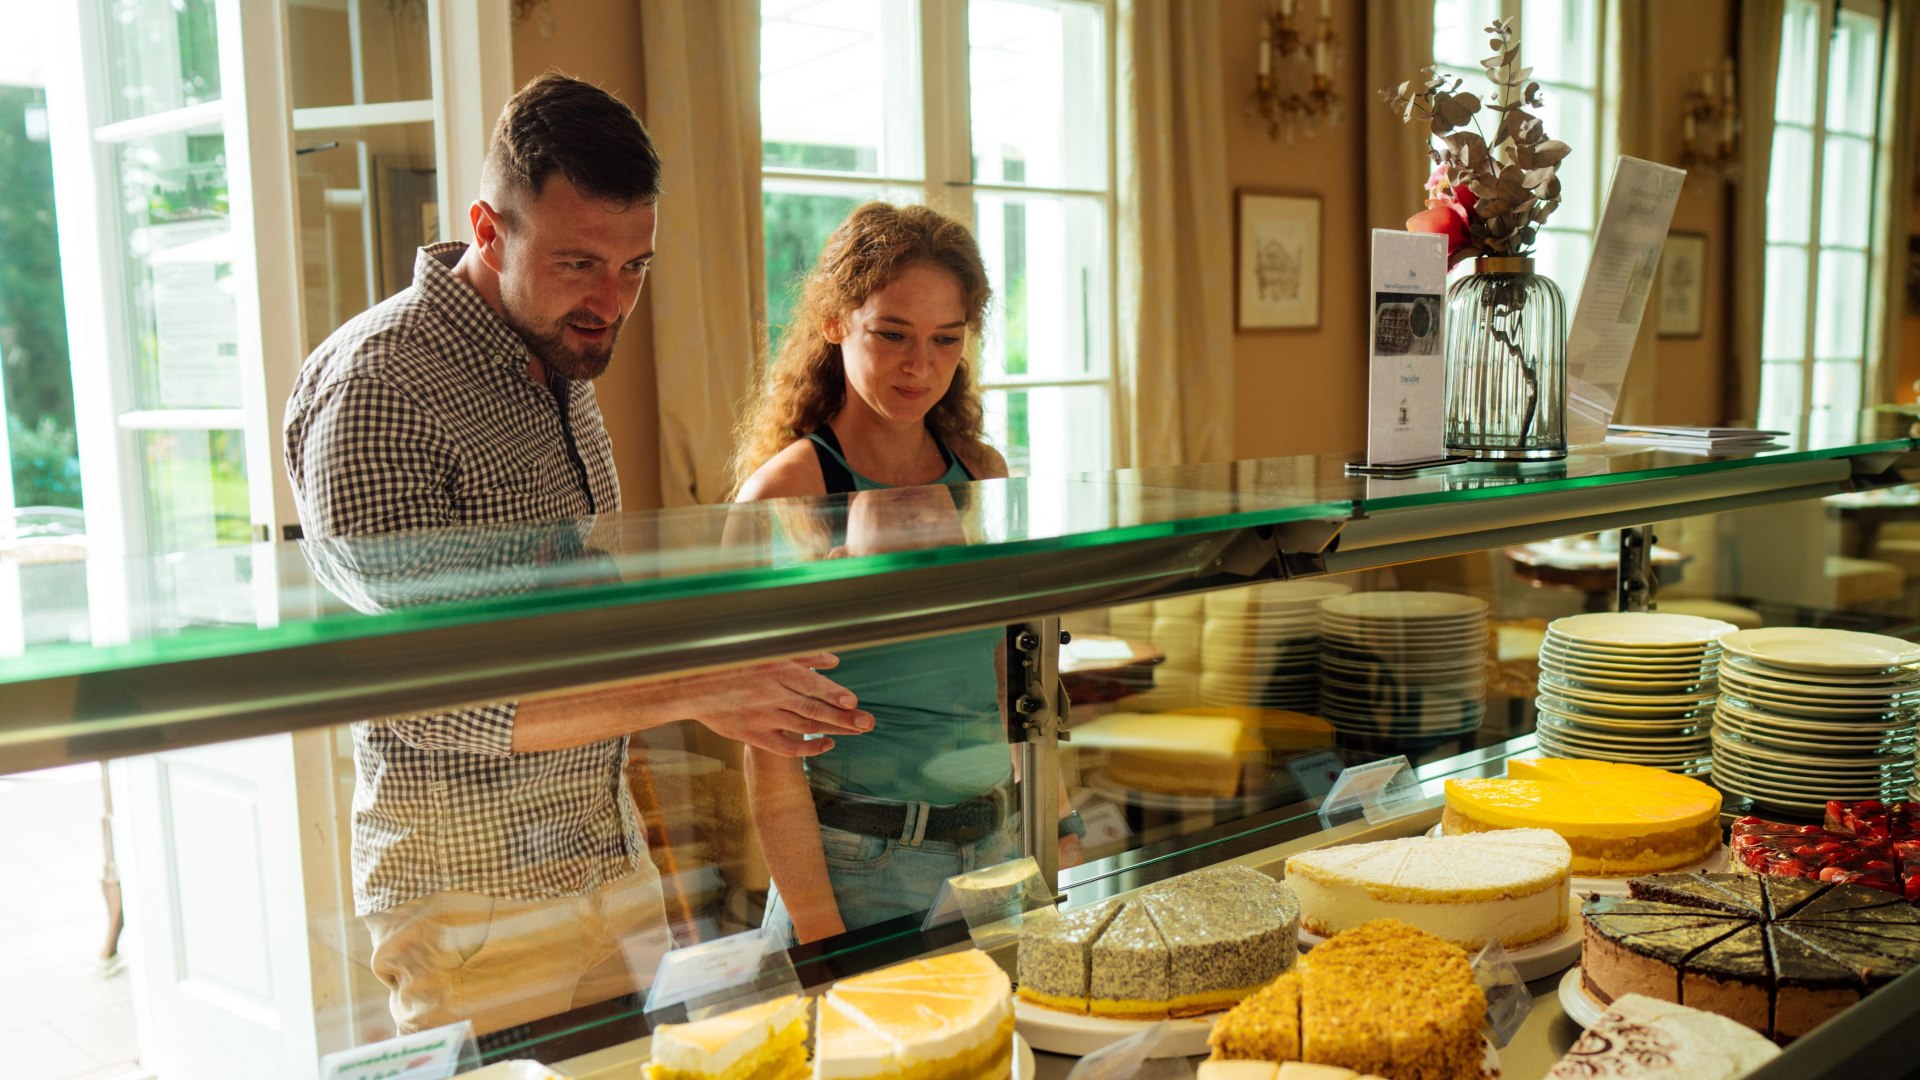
[1580,873,1920,1042]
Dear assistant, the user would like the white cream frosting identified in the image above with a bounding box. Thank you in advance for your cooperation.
[812,979,1010,1079]
[649,994,809,1073]
[1285,828,1571,948]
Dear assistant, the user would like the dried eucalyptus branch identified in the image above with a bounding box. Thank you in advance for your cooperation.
[1377,18,1570,263]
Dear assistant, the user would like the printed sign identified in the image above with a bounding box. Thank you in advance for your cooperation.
[317,1020,475,1080]
[1366,229,1449,466]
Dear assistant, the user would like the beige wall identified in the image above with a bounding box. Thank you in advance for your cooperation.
[514,4,664,512]
[523,3,1752,499]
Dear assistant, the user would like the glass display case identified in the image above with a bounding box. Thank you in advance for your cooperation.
[5,438,1920,1079]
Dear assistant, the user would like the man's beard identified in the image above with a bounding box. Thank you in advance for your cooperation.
[501,296,621,381]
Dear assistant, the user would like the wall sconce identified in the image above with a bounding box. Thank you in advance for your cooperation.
[1251,0,1341,142]
[1681,58,1739,177]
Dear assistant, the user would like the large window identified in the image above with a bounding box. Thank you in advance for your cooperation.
[1433,0,1604,302]
[760,0,1115,477]
[1759,0,1884,443]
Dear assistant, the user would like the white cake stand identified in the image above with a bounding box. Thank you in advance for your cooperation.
[1013,999,1217,1058]
[1012,1032,1036,1078]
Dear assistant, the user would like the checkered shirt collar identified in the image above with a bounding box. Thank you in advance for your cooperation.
[413,242,532,372]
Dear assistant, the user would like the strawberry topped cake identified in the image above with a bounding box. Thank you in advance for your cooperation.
[1729,799,1920,902]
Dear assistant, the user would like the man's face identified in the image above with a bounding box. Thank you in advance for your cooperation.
[489,177,656,381]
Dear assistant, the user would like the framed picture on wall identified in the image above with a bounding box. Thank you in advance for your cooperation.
[1237,191,1321,330]
[1656,231,1707,338]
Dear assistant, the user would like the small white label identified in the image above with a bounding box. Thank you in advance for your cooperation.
[1317,755,1426,827]
[644,929,784,1014]
[1285,748,1346,800]
[318,1020,473,1080]
[1076,799,1131,846]
[1366,229,1449,466]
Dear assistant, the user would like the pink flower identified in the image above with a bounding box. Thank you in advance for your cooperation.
[1411,169,1479,266]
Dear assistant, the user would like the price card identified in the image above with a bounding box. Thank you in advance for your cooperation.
[921,856,1056,949]
[1063,1020,1173,1080]
[1316,755,1427,828]
[644,927,800,1020]
[1076,798,1131,847]
[317,1020,476,1080]
[1472,939,1534,1046]
[1284,748,1346,801]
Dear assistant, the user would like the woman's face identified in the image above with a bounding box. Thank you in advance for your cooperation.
[828,262,969,425]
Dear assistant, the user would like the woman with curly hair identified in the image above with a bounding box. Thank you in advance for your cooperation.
[732,202,1071,943]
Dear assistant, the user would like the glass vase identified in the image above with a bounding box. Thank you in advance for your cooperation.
[1443,257,1568,460]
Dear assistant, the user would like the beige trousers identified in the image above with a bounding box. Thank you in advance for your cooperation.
[365,866,671,1036]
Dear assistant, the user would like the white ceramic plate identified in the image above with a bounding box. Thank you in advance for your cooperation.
[1535,716,1711,750]
[1537,667,1717,695]
[1711,760,1900,806]
[1714,698,1917,737]
[1534,709,1708,737]
[1719,666,1920,701]
[1544,635,1722,662]
[1299,914,1580,982]
[1320,591,1490,620]
[1536,652,1716,679]
[1013,998,1217,1059]
[1711,709,1913,752]
[1540,679,1719,709]
[1535,692,1716,721]
[1548,612,1738,648]
[1558,966,1608,1028]
[1720,653,1920,688]
[1012,1032,1035,1079]
[1709,748,1910,787]
[1719,627,1920,674]
[1710,727,1915,768]
[1718,689,1918,721]
[1204,580,1353,615]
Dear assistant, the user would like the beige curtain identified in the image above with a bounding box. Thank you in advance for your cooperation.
[1729,0,1785,425]
[641,0,764,506]
[1116,0,1235,467]
[1870,0,1920,418]
[1608,0,1662,426]
[1366,0,1438,233]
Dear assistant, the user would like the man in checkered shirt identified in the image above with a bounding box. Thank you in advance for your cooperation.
[284,74,873,1037]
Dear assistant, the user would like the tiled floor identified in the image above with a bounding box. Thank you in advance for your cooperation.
[0,766,149,1080]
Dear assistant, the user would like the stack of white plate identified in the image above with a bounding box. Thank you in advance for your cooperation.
[1533,612,1734,775]
[1106,597,1201,709]
[1711,627,1920,813]
[1316,592,1489,737]
[1198,581,1351,709]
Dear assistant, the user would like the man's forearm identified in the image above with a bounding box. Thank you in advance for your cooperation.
[509,680,692,752]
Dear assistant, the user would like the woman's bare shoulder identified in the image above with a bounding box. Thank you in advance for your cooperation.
[736,438,829,502]
[958,441,1010,480]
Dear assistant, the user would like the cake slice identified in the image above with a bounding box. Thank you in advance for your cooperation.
[1767,926,1866,1041]
[1207,970,1302,1062]
[1284,828,1570,948]
[1759,875,1831,920]
[1581,897,1748,1006]
[645,994,810,1080]
[813,949,1012,1080]
[1089,900,1171,1019]
[1544,994,1781,1079]
[1015,899,1123,1014]
[1678,925,1771,1034]
[1630,872,1767,917]
[1141,870,1298,1017]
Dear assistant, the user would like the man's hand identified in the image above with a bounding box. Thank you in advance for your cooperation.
[683,653,872,757]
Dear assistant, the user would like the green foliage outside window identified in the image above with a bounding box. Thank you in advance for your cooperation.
[763,189,863,355]
[0,85,79,510]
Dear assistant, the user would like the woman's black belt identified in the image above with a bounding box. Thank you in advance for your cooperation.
[811,784,1012,846]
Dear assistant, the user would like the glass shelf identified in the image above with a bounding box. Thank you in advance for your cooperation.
[1,438,1911,770]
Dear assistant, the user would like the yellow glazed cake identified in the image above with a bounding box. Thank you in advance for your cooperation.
[1284,828,1571,948]
[644,994,810,1080]
[1075,709,1331,798]
[1208,920,1485,1080]
[1443,757,1722,875]
[813,949,1012,1080]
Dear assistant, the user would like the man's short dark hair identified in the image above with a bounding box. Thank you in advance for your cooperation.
[484,72,661,209]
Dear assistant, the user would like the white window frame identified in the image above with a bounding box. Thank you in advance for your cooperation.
[759,0,1120,476]
[1759,0,1886,444]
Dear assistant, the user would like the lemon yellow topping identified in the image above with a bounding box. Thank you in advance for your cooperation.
[1445,757,1720,838]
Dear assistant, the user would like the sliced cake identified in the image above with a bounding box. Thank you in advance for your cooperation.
[1443,758,1721,875]
[1088,900,1171,1019]
[644,994,810,1080]
[813,950,1012,1080]
[1544,994,1780,1079]
[1283,828,1571,948]
[1014,899,1123,1014]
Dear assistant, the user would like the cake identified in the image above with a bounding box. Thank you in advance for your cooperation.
[1543,993,1781,1078]
[1579,872,1920,1040]
[1283,828,1571,948]
[1208,920,1486,1080]
[1075,709,1332,798]
[1018,864,1299,1019]
[1730,800,1920,901]
[1197,1064,1393,1080]
[644,994,810,1080]
[813,949,1012,1080]
[1442,758,1722,874]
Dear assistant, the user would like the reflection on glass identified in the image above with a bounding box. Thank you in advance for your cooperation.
[292,122,439,351]
[985,385,1110,477]
[968,0,1106,190]
[1819,135,1874,250]
[974,193,1107,383]
[760,0,922,179]
[138,428,250,552]
[107,0,221,122]
[287,0,433,110]
[1759,362,1804,432]
[1766,127,1814,245]
[116,129,241,410]
[1811,359,1863,419]
[1762,247,1808,361]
